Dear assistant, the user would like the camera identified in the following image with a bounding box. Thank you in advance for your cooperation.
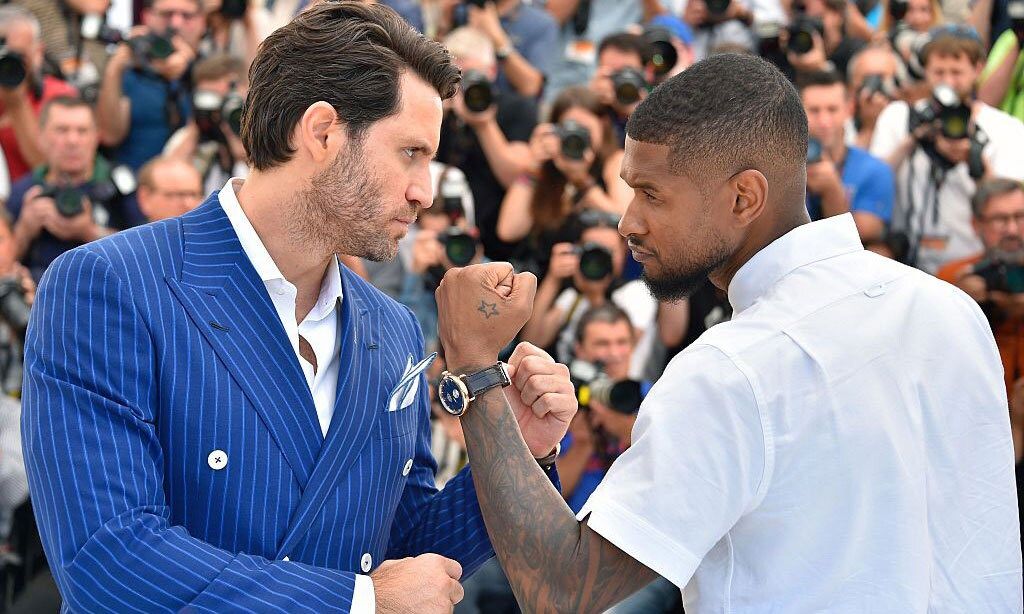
[643,26,678,77]
[787,13,823,55]
[706,0,732,16]
[807,137,823,164]
[0,277,29,337]
[569,359,643,414]
[220,0,248,19]
[974,258,1024,294]
[439,227,478,267]
[908,84,971,140]
[127,31,176,64]
[36,166,136,219]
[193,90,245,141]
[610,67,646,106]
[556,120,591,161]
[438,171,468,221]
[574,242,614,281]
[38,185,86,218]
[461,70,494,113]
[0,40,27,89]
[889,0,909,21]
[860,74,896,100]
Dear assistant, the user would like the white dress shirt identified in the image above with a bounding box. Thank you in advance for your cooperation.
[219,180,376,613]
[578,214,1022,612]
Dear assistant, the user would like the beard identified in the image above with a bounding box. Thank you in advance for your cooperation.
[290,140,409,262]
[639,224,731,302]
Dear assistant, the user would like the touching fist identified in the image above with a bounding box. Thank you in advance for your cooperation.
[504,342,577,457]
[371,553,463,614]
[435,262,537,370]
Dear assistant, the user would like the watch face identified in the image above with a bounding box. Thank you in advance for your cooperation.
[438,375,468,416]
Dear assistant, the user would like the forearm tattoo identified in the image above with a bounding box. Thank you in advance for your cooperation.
[459,388,657,613]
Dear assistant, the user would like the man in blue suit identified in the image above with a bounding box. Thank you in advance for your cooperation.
[20,2,576,612]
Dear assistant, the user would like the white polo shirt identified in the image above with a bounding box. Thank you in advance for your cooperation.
[578,214,1022,612]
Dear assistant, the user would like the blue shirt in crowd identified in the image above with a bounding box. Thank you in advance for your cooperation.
[806,145,895,224]
[494,2,559,94]
[112,70,191,171]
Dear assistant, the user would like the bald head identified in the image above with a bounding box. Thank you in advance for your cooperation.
[137,157,204,222]
[626,53,807,204]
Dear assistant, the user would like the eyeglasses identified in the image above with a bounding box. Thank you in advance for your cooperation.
[981,211,1024,228]
[155,189,203,201]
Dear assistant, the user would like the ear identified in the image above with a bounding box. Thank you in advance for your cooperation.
[295,101,345,164]
[728,169,769,228]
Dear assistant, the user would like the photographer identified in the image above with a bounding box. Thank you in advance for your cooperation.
[800,70,894,241]
[847,44,901,148]
[7,97,128,282]
[199,0,263,68]
[937,178,1024,394]
[135,155,203,222]
[522,217,656,378]
[978,7,1024,123]
[437,26,537,262]
[679,0,756,58]
[163,54,247,195]
[783,0,868,77]
[96,0,205,170]
[870,28,1024,272]
[496,85,631,272]
[0,6,77,182]
[588,32,652,147]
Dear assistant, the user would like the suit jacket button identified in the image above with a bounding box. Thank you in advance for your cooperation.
[361,553,372,573]
[207,450,228,470]
[402,458,413,476]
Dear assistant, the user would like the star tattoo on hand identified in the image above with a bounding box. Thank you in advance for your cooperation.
[478,300,499,319]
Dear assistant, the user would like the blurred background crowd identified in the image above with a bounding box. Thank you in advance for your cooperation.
[0,0,1018,611]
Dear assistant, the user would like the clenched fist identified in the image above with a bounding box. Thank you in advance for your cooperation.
[371,553,464,613]
[435,263,537,370]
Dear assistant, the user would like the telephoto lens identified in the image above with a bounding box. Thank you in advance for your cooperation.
[610,67,646,105]
[932,85,971,139]
[889,0,909,21]
[461,70,495,113]
[128,31,175,62]
[557,120,591,161]
[787,14,822,55]
[222,93,245,135]
[577,242,614,281]
[440,228,478,267]
[193,90,225,141]
[643,26,678,77]
[38,185,86,218]
[0,46,26,89]
[220,0,248,19]
[705,0,732,16]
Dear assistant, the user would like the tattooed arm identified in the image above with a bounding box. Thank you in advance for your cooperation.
[451,359,658,613]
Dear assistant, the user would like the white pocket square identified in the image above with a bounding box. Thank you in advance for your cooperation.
[388,352,436,412]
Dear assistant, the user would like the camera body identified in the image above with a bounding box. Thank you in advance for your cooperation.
[573,242,614,281]
[0,277,29,336]
[193,90,245,142]
[556,119,591,161]
[569,359,643,415]
[461,70,495,113]
[706,0,732,17]
[610,67,646,106]
[787,13,824,55]
[974,258,1024,294]
[127,31,176,67]
[0,40,27,89]
[36,166,137,219]
[220,0,248,19]
[889,0,909,21]
[909,85,972,140]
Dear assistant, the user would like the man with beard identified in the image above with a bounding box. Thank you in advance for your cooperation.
[432,53,1022,612]
[939,178,1024,397]
[20,3,575,613]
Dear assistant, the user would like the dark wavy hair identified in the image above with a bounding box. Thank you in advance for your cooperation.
[241,1,461,171]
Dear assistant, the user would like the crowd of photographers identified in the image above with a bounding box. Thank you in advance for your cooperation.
[0,0,1015,611]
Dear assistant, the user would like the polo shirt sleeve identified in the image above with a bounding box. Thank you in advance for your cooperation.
[577,344,769,590]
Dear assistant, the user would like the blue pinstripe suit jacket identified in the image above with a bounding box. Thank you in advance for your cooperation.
[21,194,545,612]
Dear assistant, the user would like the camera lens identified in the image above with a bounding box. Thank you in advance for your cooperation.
[0,51,26,88]
[558,119,591,161]
[705,0,732,16]
[221,0,248,18]
[643,27,678,77]
[611,67,646,106]
[461,70,494,113]
[54,188,85,218]
[889,0,909,21]
[806,137,823,164]
[443,229,477,267]
[147,33,175,60]
[578,243,613,281]
[222,93,244,136]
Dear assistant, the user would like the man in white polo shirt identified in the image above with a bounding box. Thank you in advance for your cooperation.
[433,52,1022,613]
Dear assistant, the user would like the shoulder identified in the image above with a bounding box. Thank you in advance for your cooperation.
[846,146,893,178]
[978,103,1024,135]
[67,218,183,285]
[7,175,38,210]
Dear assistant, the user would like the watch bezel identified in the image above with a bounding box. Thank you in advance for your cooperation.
[438,371,471,416]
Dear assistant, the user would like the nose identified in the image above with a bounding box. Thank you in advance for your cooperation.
[406,165,433,211]
[618,199,646,239]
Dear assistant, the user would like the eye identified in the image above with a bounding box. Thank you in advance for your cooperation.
[403,148,416,159]
[643,190,657,202]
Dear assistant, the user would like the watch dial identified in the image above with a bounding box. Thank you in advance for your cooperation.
[439,377,466,415]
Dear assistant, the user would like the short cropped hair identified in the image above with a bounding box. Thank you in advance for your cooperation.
[626,53,807,183]
[796,69,846,93]
[0,5,40,40]
[242,1,461,171]
[598,32,652,65]
[921,32,985,66]
[575,304,635,345]
[193,54,246,87]
[39,96,93,128]
[972,178,1024,219]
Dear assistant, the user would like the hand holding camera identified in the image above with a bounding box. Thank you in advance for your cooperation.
[453,75,497,129]
[805,138,843,197]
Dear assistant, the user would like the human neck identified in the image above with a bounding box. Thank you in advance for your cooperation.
[236,170,334,322]
[828,139,847,166]
[711,207,811,292]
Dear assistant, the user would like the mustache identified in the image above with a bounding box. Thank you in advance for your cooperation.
[626,237,653,254]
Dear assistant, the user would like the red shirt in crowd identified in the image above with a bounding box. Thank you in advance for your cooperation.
[0,75,78,181]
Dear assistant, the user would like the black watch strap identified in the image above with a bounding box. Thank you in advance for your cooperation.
[464,363,511,400]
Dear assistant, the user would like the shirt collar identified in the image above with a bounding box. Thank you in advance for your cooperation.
[218,178,344,320]
[727,213,863,314]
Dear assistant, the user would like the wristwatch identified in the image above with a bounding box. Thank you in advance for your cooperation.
[495,44,514,62]
[437,363,511,417]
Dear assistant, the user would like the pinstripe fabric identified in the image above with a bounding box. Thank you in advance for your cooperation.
[20,193,543,613]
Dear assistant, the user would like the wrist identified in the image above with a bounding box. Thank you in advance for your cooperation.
[445,357,499,377]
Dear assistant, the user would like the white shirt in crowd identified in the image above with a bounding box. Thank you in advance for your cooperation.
[218,179,376,613]
[553,279,657,381]
[579,214,1022,612]
[870,100,1024,274]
